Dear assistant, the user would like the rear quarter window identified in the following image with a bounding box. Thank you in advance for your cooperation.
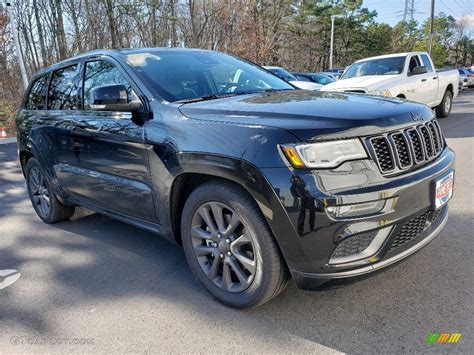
[48,65,80,110]
[25,75,49,110]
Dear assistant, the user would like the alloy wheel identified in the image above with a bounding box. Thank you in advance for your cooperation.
[29,167,50,217]
[190,202,256,293]
[445,95,451,113]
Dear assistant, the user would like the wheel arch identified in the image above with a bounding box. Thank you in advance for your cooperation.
[166,153,301,271]
[169,155,277,243]
[445,83,454,95]
[19,149,35,177]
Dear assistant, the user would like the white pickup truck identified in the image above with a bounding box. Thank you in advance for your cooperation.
[321,52,459,118]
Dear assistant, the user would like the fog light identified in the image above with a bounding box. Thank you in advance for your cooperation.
[329,227,393,264]
[326,200,386,219]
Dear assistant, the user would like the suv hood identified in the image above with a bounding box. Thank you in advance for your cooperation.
[178,90,434,141]
[321,75,398,92]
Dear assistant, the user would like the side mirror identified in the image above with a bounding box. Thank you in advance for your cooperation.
[89,84,142,112]
[409,66,427,76]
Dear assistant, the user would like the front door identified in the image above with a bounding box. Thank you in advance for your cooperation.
[405,54,432,104]
[64,59,156,222]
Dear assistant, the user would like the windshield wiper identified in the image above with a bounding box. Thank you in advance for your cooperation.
[174,94,228,104]
[174,92,251,104]
[174,88,294,104]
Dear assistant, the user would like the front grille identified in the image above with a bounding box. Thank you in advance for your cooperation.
[370,137,394,172]
[391,133,412,168]
[420,126,434,157]
[368,120,444,174]
[389,212,429,251]
[428,122,442,152]
[408,129,425,162]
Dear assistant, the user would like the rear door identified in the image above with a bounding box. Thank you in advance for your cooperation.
[65,58,156,222]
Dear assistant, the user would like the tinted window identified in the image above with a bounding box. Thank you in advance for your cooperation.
[83,61,134,110]
[48,65,80,110]
[26,75,48,110]
[124,51,293,102]
[420,54,434,72]
[294,74,312,82]
[311,74,335,85]
[408,56,421,72]
[268,68,297,81]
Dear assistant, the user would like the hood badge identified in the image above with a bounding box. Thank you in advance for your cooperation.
[410,112,424,122]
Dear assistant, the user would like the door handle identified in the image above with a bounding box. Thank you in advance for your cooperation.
[433,76,438,80]
[421,78,427,82]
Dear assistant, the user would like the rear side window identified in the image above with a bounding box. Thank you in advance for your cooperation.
[83,60,133,110]
[420,54,434,72]
[25,75,48,110]
[48,65,80,110]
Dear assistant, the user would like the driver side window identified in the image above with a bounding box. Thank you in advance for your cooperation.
[408,56,421,74]
[83,60,136,110]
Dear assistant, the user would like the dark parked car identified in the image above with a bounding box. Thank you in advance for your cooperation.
[17,48,455,308]
[293,72,336,85]
[322,68,345,79]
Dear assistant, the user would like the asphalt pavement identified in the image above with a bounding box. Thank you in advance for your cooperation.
[1,90,473,354]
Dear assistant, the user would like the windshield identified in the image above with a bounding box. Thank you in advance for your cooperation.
[267,68,298,81]
[124,51,294,102]
[341,56,406,79]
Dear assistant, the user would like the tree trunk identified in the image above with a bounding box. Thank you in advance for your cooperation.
[32,0,48,67]
[104,0,119,48]
[54,0,67,59]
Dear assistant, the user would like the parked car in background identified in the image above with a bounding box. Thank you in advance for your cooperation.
[293,72,336,85]
[264,66,322,90]
[321,52,459,118]
[16,48,455,308]
[457,70,470,91]
[457,68,474,87]
[324,68,345,78]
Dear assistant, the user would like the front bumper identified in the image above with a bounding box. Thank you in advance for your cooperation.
[292,206,448,289]
[261,147,455,289]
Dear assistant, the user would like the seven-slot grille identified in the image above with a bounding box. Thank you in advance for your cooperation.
[368,120,444,174]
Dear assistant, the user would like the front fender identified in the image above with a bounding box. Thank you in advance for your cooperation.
[147,148,303,270]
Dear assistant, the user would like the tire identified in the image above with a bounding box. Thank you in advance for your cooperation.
[181,181,289,308]
[26,158,75,223]
[435,90,453,118]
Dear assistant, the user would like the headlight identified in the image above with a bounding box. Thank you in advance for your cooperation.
[281,139,368,169]
[367,89,392,97]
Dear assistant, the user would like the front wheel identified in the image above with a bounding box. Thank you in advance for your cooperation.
[181,181,289,308]
[435,90,453,118]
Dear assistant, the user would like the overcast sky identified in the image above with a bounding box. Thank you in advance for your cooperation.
[363,0,473,29]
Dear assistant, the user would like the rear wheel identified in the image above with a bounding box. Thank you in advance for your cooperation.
[26,158,75,223]
[435,90,453,118]
[181,181,289,308]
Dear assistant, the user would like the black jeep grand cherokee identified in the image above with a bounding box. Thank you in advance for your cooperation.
[16,48,455,308]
